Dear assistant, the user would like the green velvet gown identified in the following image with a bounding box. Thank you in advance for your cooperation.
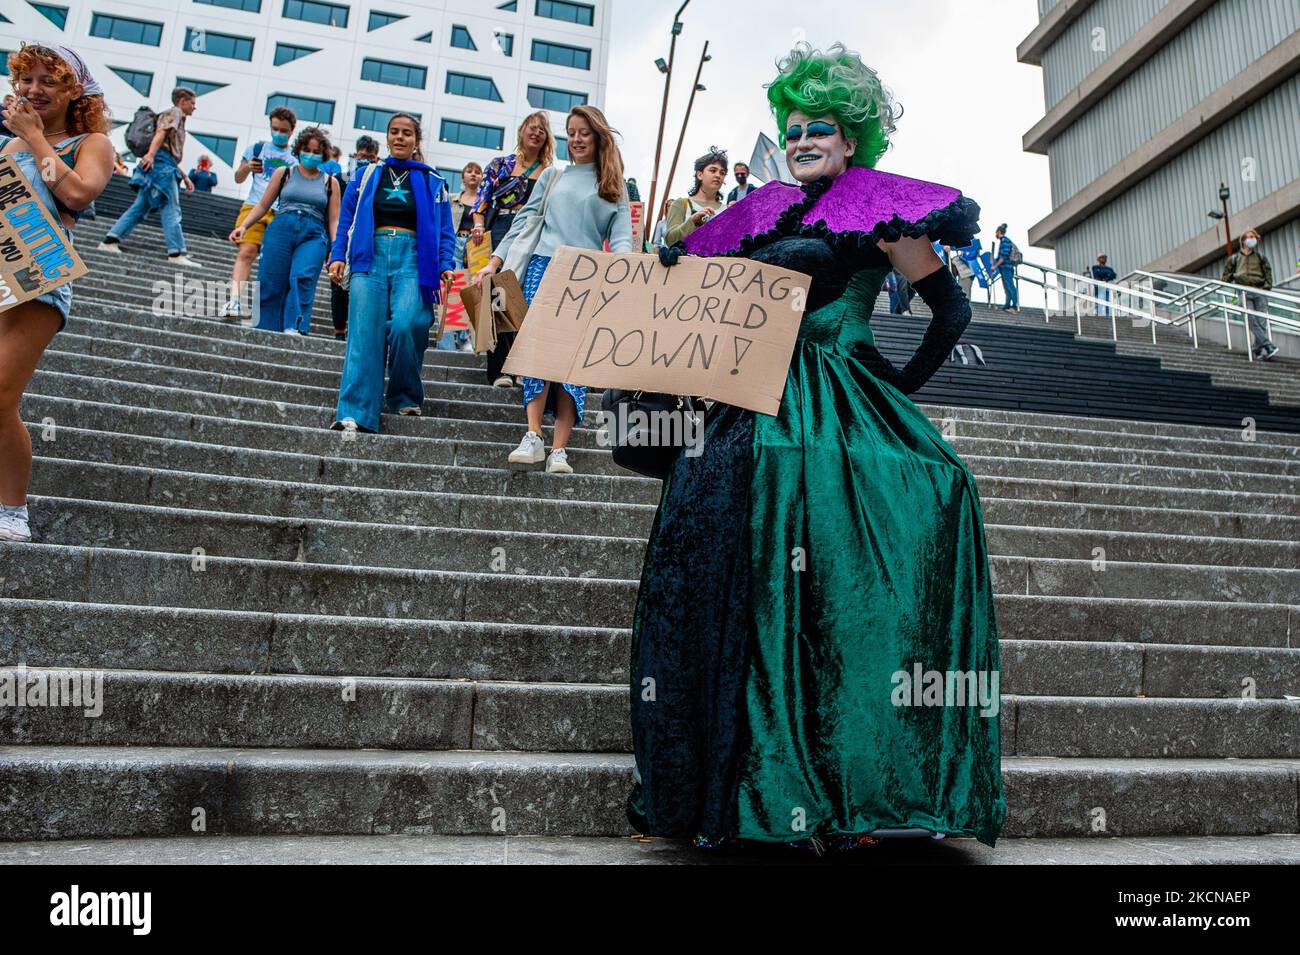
[627,236,1006,848]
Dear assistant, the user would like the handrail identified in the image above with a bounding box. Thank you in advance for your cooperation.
[1013,257,1300,361]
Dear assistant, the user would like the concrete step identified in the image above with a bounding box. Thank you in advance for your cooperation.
[31,456,1300,542]
[26,386,1300,486]
[5,597,1296,685]
[6,666,1300,759]
[24,494,1300,574]
[5,541,1298,617]
[1,746,1296,840]
[26,415,1300,505]
[10,600,1300,691]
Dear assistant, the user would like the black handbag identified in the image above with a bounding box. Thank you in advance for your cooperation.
[600,389,703,480]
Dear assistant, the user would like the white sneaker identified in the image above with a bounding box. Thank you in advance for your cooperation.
[458,341,474,353]
[545,448,573,474]
[221,298,243,317]
[96,240,123,254]
[0,507,32,543]
[508,431,545,467]
[493,375,513,388]
[397,405,423,416]
[332,418,358,432]
[167,254,203,269]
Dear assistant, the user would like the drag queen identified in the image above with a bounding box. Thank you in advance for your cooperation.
[627,44,1005,852]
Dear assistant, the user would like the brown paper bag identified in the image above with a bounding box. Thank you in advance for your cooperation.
[461,269,528,354]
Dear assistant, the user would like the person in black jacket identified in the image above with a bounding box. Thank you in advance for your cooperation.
[1089,253,1116,316]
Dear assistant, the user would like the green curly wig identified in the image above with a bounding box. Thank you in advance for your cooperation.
[765,42,898,169]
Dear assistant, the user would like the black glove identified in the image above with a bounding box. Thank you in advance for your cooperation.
[658,243,685,267]
[855,264,972,395]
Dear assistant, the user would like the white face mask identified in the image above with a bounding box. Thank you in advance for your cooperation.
[1243,237,1258,249]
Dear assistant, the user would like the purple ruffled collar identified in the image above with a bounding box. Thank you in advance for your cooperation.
[682,166,971,258]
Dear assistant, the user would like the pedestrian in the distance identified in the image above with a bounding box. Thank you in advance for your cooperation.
[1090,253,1117,317]
[1222,229,1279,361]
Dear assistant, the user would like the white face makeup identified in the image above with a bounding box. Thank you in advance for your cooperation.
[784,111,856,183]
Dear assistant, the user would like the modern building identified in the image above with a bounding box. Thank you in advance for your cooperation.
[1019,0,1300,282]
[0,0,611,196]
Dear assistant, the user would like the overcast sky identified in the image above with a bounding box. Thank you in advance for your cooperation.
[606,0,1057,300]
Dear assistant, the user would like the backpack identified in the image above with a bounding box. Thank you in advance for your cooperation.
[125,106,156,157]
[1007,239,1023,266]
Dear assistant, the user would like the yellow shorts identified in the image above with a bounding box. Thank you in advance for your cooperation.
[234,204,275,245]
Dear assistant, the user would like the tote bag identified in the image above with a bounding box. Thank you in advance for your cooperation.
[500,167,563,278]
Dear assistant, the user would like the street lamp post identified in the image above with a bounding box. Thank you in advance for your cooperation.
[1219,182,1233,258]
[663,41,711,216]
[646,1,690,243]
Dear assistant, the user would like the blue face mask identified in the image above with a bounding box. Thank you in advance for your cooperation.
[299,153,323,170]
[271,132,290,148]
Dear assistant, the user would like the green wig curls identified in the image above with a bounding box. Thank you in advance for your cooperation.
[765,42,898,169]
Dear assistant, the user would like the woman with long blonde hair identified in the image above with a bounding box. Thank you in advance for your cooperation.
[470,111,556,386]
[0,43,115,543]
[472,105,630,474]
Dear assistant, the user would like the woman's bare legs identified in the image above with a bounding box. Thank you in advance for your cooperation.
[524,382,577,450]
[0,301,62,505]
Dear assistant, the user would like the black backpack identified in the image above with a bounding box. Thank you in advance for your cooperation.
[124,105,156,157]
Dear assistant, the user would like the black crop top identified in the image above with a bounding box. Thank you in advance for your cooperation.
[372,165,418,230]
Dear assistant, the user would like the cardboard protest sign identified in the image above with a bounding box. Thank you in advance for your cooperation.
[604,200,646,252]
[502,248,810,415]
[0,154,87,312]
[441,269,470,331]
[465,234,492,274]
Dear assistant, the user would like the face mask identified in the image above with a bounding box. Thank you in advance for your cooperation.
[735,171,748,183]
[299,153,323,170]
[1243,237,1258,249]
[271,132,290,148]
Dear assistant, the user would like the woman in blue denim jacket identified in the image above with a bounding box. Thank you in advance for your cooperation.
[325,113,456,433]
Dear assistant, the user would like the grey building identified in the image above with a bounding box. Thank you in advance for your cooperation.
[1020,0,1300,283]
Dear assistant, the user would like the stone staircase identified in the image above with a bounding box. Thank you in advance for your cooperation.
[923,295,1300,409]
[3,215,1300,863]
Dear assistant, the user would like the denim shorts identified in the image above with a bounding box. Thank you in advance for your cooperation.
[34,283,73,331]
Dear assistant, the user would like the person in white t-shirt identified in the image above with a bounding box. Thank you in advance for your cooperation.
[222,106,298,318]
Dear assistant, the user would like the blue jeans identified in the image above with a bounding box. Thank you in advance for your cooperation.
[107,152,187,255]
[256,212,328,334]
[1095,285,1110,317]
[335,231,434,431]
[999,266,1018,309]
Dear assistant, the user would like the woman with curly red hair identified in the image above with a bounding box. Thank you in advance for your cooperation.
[0,43,115,543]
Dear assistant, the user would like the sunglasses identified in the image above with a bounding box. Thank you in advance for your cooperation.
[785,121,839,143]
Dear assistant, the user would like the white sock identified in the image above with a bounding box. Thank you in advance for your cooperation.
[1,504,29,519]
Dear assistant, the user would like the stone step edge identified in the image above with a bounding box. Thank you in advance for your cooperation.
[29,381,1300,475]
[33,458,1300,533]
[9,541,1300,596]
[26,494,1300,565]
[8,665,1300,709]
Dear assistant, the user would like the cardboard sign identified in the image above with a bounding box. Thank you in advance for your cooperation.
[442,269,470,331]
[502,248,810,415]
[604,200,646,252]
[465,234,492,274]
[0,154,87,311]
[629,200,644,249]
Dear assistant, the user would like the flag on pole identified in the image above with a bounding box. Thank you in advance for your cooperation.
[748,132,795,184]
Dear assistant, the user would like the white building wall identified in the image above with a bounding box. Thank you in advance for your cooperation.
[0,0,611,197]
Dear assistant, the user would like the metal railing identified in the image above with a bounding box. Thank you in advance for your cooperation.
[1003,259,1300,362]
